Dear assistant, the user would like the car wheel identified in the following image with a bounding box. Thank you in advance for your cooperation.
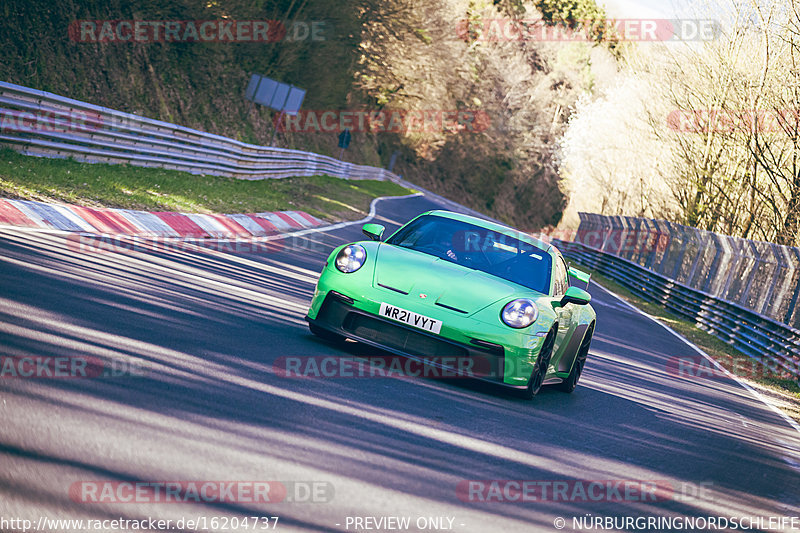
[557,325,593,393]
[523,328,556,400]
[309,323,345,343]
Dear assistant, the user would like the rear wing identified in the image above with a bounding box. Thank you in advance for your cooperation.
[568,266,592,289]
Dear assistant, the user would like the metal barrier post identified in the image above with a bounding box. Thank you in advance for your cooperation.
[785,247,800,326]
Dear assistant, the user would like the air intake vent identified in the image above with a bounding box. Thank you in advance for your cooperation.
[435,302,468,314]
[378,283,409,295]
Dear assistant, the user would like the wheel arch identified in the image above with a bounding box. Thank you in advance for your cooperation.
[556,319,594,374]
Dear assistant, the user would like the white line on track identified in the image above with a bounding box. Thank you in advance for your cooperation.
[590,280,800,441]
[259,192,424,241]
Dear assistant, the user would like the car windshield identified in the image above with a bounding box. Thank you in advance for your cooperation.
[386,214,552,294]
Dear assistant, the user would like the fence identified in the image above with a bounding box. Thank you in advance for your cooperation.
[0,81,399,181]
[572,213,800,329]
[553,213,800,380]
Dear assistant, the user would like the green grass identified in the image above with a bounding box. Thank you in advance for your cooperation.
[575,264,800,423]
[0,148,413,221]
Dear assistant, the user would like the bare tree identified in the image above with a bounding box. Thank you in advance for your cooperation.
[559,0,800,245]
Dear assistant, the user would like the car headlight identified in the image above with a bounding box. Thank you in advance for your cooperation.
[501,299,539,328]
[335,244,367,273]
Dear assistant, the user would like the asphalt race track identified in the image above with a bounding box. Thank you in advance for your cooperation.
[1,194,799,533]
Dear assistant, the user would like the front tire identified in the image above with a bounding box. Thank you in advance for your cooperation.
[556,325,593,393]
[522,328,556,400]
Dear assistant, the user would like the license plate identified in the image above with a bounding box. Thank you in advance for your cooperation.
[379,303,442,334]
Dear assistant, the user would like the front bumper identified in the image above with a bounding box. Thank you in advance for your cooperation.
[306,291,531,388]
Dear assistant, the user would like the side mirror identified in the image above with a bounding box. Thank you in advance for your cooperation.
[561,286,591,306]
[362,223,385,241]
[568,266,591,288]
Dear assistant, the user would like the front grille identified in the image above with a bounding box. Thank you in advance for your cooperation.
[314,293,505,380]
[343,313,468,358]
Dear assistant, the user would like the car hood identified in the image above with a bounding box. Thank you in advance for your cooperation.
[373,244,530,314]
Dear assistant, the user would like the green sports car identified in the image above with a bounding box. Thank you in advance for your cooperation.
[305,210,596,398]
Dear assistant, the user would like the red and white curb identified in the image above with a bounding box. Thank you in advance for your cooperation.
[0,198,324,238]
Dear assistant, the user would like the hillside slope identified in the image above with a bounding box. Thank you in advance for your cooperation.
[0,0,613,229]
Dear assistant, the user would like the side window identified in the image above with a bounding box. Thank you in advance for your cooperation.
[553,255,568,296]
[559,257,569,290]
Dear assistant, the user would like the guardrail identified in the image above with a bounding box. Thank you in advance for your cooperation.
[572,212,800,329]
[0,81,399,181]
[554,238,800,381]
